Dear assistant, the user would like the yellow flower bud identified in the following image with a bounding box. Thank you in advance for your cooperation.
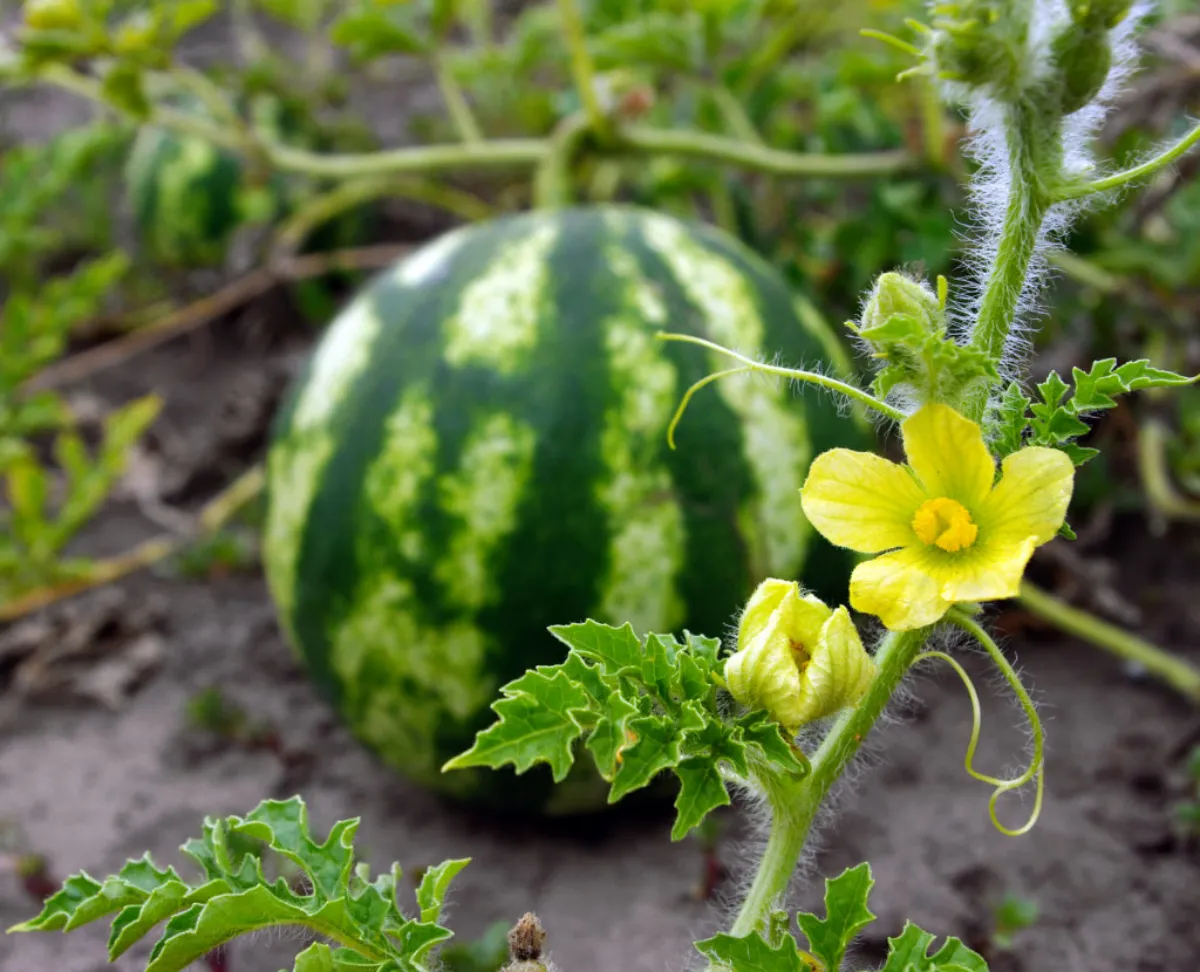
[726,579,875,733]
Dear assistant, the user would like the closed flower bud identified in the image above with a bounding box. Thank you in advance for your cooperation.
[726,579,875,733]
[1053,25,1112,115]
[857,271,942,340]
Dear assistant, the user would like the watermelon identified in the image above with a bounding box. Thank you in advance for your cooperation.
[125,122,245,267]
[263,205,865,813]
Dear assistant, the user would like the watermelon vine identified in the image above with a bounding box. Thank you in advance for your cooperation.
[8,1,1200,972]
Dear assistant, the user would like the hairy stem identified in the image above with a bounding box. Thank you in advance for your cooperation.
[658,332,906,422]
[1055,120,1200,201]
[729,629,926,937]
[968,103,1051,397]
[1018,580,1200,703]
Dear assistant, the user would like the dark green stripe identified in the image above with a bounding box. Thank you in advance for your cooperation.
[691,221,865,604]
[617,215,756,642]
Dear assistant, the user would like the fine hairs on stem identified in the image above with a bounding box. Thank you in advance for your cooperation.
[948,1,1150,377]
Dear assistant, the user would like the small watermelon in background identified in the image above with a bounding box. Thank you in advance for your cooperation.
[124,122,246,267]
[263,205,866,814]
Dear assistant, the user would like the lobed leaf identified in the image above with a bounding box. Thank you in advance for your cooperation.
[10,797,464,972]
[796,862,876,972]
[694,930,811,972]
[996,359,1194,467]
[446,621,782,840]
[878,922,989,971]
[442,670,591,782]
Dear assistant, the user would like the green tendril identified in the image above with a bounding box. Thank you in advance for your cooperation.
[666,366,754,449]
[939,610,1046,837]
[656,332,906,423]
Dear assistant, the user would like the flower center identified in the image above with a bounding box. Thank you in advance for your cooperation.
[912,497,978,553]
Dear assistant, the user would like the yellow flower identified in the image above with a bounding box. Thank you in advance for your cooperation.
[725,579,875,733]
[800,404,1074,631]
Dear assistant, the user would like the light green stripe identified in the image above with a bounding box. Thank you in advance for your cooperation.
[265,297,385,627]
[435,411,537,611]
[442,220,557,375]
[593,245,686,635]
[363,386,439,562]
[640,213,812,580]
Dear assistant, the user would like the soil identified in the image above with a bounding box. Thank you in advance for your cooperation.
[1,293,1198,972]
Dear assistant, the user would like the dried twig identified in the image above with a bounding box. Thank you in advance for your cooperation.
[26,244,413,392]
[0,464,266,623]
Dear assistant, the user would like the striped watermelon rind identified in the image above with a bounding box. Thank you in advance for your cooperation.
[264,205,865,813]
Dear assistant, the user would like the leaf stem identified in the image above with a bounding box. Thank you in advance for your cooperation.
[657,332,905,422]
[432,50,484,144]
[1017,580,1200,703]
[615,126,913,178]
[1054,120,1200,202]
[729,629,926,937]
[557,0,608,139]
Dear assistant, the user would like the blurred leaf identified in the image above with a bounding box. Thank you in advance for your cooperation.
[330,8,428,60]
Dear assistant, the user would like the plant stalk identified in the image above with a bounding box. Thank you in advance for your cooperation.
[557,0,609,139]
[967,103,1051,394]
[1018,580,1200,703]
[729,629,926,937]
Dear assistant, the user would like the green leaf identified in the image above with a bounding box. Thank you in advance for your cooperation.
[101,63,150,118]
[879,921,989,971]
[330,9,428,61]
[796,863,876,972]
[230,797,357,902]
[1024,359,1194,466]
[736,711,811,780]
[415,859,470,924]
[452,621,736,839]
[591,14,703,73]
[441,669,590,781]
[991,382,1031,458]
[12,797,460,972]
[551,620,643,676]
[609,714,680,801]
[694,930,810,972]
[585,690,639,780]
[672,757,731,841]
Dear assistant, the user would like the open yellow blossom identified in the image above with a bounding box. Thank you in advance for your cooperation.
[725,578,875,733]
[800,404,1074,631]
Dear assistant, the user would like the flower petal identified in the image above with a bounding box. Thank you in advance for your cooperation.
[737,579,829,652]
[849,548,949,631]
[979,446,1074,546]
[801,449,927,553]
[901,404,995,507]
[793,607,875,723]
[937,538,1036,603]
[724,615,805,731]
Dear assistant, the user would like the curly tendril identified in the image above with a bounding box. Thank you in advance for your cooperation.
[913,611,1045,837]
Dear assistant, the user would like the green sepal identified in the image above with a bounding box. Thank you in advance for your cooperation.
[878,921,989,971]
[796,862,876,972]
